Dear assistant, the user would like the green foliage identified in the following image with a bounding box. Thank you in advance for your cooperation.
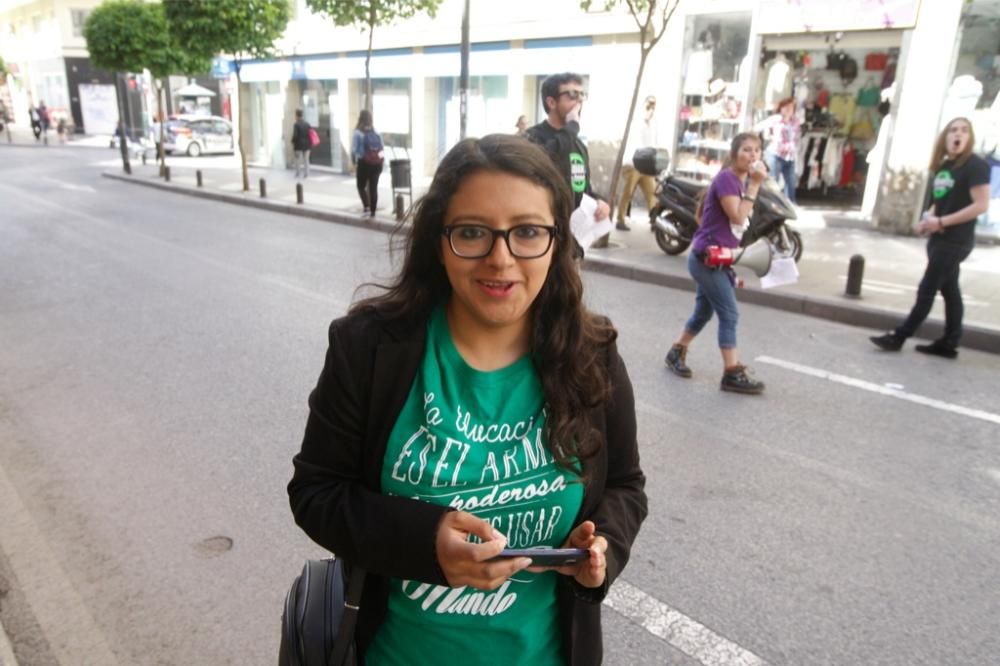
[164,0,291,62]
[0,56,7,76]
[84,0,208,76]
[305,0,441,31]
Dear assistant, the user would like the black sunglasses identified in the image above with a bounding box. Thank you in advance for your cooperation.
[557,90,587,102]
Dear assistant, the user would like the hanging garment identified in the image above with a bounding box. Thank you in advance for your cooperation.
[828,94,856,130]
[684,49,714,95]
[761,56,792,110]
[839,143,856,187]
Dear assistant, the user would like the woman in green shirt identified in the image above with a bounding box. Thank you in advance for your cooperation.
[289,134,647,664]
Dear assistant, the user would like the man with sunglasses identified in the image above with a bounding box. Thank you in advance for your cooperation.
[526,73,610,253]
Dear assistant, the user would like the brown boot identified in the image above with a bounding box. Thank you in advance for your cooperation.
[664,344,692,378]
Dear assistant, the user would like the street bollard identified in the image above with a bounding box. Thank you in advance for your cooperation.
[395,194,405,221]
[196,170,203,188]
[164,166,170,182]
[845,254,865,297]
[296,183,303,204]
[259,178,267,199]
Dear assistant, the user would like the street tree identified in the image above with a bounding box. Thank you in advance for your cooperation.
[164,0,290,192]
[85,0,207,175]
[0,56,10,143]
[581,0,679,222]
[305,0,442,112]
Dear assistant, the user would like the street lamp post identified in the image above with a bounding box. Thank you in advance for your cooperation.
[459,0,469,141]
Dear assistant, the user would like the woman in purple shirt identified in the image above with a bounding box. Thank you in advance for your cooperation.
[664,133,768,394]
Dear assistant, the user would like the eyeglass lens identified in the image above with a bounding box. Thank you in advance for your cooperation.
[447,225,554,258]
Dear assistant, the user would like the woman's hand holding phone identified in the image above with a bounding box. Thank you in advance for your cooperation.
[435,511,530,591]
[527,520,607,588]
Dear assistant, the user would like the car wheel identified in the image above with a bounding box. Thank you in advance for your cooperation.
[186,141,202,157]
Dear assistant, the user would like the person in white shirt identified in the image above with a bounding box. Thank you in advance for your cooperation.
[616,96,660,231]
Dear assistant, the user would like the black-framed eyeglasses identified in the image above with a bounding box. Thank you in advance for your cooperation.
[558,89,587,102]
[442,224,558,259]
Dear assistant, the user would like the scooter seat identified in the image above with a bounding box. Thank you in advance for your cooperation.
[664,175,705,198]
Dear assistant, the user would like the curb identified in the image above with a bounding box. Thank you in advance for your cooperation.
[102,171,1000,355]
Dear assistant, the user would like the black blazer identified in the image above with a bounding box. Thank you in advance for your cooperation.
[288,306,647,664]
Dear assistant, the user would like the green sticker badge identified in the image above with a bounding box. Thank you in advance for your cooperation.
[933,169,955,200]
[569,152,586,193]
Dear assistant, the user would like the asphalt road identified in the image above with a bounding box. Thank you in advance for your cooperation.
[2,146,999,665]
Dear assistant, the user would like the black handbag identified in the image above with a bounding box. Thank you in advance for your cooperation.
[279,557,366,666]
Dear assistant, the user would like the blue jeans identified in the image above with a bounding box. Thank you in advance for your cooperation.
[685,251,739,349]
[895,236,973,348]
[767,152,797,204]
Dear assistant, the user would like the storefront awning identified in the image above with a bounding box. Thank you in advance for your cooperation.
[174,83,216,97]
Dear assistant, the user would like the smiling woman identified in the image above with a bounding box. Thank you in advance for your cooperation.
[287,134,648,666]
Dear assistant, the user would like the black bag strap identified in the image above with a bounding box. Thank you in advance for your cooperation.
[328,565,366,666]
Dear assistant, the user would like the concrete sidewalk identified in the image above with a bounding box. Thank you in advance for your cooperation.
[92,153,999,354]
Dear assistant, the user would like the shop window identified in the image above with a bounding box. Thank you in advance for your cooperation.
[71,9,91,38]
[675,11,752,181]
[951,0,1000,229]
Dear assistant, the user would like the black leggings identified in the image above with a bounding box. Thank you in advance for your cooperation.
[895,236,973,347]
[356,161,383,212]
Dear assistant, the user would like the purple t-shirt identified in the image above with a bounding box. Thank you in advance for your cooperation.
[692,169,744,253]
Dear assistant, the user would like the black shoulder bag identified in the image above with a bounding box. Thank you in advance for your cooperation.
[279,557,367,666]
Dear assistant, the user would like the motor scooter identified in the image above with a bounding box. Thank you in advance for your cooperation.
[648,169,803,261]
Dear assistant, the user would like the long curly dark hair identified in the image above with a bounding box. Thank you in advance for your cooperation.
[351,134,616,469]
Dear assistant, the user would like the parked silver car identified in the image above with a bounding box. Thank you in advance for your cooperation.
[164,115,234,157]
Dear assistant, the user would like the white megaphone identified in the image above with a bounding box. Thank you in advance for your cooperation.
[734,238,772,277]
[703,238,772,277]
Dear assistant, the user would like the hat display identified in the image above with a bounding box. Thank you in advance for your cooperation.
[706,78,727,99]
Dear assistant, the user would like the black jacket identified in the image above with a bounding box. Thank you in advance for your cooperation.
[288,306,647,665]
[291,119,311,151]
[526,120,604,210]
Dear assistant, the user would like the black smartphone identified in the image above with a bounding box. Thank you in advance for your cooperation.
[490,548,589,567]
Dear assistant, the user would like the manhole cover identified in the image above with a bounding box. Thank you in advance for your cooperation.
[194,536,233,558]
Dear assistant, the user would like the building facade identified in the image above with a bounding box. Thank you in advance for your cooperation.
[0,0,227,136]
[230,0,997,234]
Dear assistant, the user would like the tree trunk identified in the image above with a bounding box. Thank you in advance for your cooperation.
[235,65,249,192]
[607,47,650,222]
[115,72,131,175]
[157,84,166,177]
[365,10,375,111]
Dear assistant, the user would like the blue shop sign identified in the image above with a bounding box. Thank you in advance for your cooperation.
[211,58,235,79]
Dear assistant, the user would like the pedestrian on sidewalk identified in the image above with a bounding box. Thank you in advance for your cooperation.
[29,104,41,141]
[352,109,384,217]
[870,117,990,359]
[287,134,646,666]
[37,101,50,145]
[664,132,768,394]
[514,114,528,137]
[526,72,609,254]
[616,95,660,231]
[291,109,311,179]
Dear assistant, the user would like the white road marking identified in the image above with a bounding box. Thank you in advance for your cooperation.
[984,468,1000,487]
[756,356,1000,426]
[42,176,97,193]
[0,464,120,665]
[605,579,767,666]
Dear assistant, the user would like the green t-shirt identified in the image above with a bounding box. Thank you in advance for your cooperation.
[365,306,584,666]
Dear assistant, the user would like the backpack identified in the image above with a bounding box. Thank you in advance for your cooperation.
[361,129,384,165]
